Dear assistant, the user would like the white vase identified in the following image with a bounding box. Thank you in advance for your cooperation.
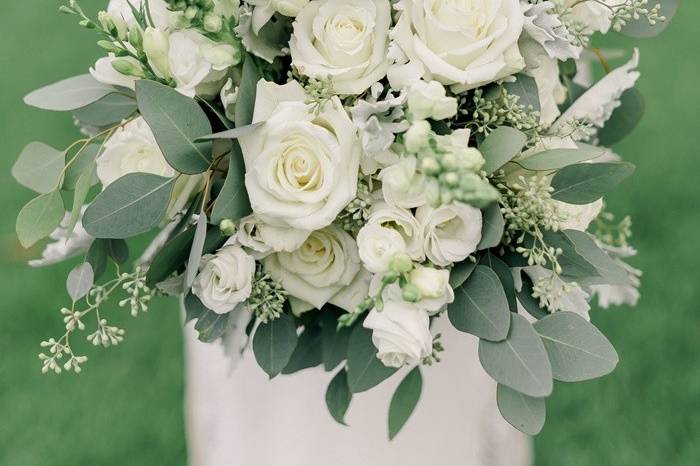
[184,314,532,466]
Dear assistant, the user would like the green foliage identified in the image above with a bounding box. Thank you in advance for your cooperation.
[210,142,251,225]
[235,55,261,127]
[185,213,208,289]
[252,313,299,378]
[479,126,527,174]
[477,202,505,250]
[598,88,645,147]
[320,308,352,371]
[479,253,518,312]
[388,367,423,440]
[12,142,65,194]
[551,162,636,205]
[346,323,397,393]
[504,74,540,112]
[135,80,212,174]
[73,93,138,128]
[66,158,95,237]
[146,228,196,286]
[83,173,176,239]
[66,262,94,302]
[448,260,476,289]
[325,368,352,425]
[448,265,511,341]
[517,146,604,171]
[282,325,323,374]
[497,384,546,436]
[24,74,118,111]
[479,313,553,397]
[16,190,65,248]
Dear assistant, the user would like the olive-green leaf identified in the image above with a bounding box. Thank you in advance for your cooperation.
[195,122,263,142]
[479,313,553,397]
[135,80,212,174]
[517,146,604,171]
[448,266,511,341]
[282,325,323,374]
[235,55,261,127]
[63,144,99,190]
[558,230,632,286]
[346,324,398,393]
[185,213,208,288]
[388,367,423,440]
[253,313,299,378]
[16,191,65,248]
[320,308,352,371]
[146,228,196,286]
[210,142,251,224]
[479,253,517,312]
[448,260,477,289]
[504,74,540,112]
[24,74,117,111]
[73,93,137,127]
[597,88,645,147]
[477,202,505,250]
[480,127,528,174]
[83,173,176,239]
[496,384,546,436]
[325,368,352,425]
[551,162,635,205]
[12,142,65,194]
[533,312,618,382]
[66,160,96,238]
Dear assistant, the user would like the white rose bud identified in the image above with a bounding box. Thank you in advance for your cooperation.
[363,301,433,368]
[192,244,255,314]
[90,54,141,90]
[356,224,407,274]
[143,27,171,79]
[407,80,458,121]
[403,120,431,153]
[410,266,448,299]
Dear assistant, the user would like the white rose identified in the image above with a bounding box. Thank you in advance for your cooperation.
[366,201,425,261]
[378,157,427,208]
[168,29,237,98]
[239,80,360,231]
[290,0,392,95]
[107,0,171,28]
[363,301,433,368]
[97,117,175,186]
[263,226,362,309]
[236,214,311,259]
[90,54,141,90]
[390,0,526,92]
[416,202,483,266]
[407,80,458,121]
[356,224,407,273]
[192,244,255,314]
[555,199,603,232]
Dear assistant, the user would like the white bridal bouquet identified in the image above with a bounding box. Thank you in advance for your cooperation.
[15,0,676,438]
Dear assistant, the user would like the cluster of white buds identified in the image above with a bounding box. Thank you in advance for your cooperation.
[39,338,88,374]
[118,267,154,317]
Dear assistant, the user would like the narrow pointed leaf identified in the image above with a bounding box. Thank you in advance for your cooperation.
[210,142,251,224]
[195,122,263,142]
[346,324,397,393]
[326,368,352,425]
[388,367,423,439]
[235,55,261,127]
[477,202,505,250]
[253,313,299,378]
[282,325,323,374]
[496,384,546,435]
[24,74,117,111]
[66,160,96,238]
[185,213,208,288]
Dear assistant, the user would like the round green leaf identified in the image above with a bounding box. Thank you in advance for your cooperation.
[253,314,299,378]
[479,127,527,174]
[282,325,323,375]
[346,324,398,393]
[496,384,546,436]
[66,262,94,302]
[388,367,423,440]
[12,142,65,194]
[16,190,65,248]
[551,162,635,205]
[517,146,604,171]
[73,93,137,127]
[24,74,117,111]
[477,202,505,250]
[448,266,511,342]
[83,173,176,239]
[534,312,619,382]
[479,313,553,397]
[598,88,645,147]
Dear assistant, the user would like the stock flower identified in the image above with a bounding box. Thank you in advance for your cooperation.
[290,0,392,95]
[238,80,360,231]
[378,157,428,209]
[407,80,458,121]
[192,244,255,314]
[389,0,525,91]
[416,202,482,266]
[363,301,433,368]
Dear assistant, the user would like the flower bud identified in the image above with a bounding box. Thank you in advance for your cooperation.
[389,253,413,274]
[111,59,145,78]
[421,157,440,176]
[143,27,171,79]
[219,219,237,236]
[409,266,447,299]
[404,120,431,153]
[128,26,143,48]
[98,11,128,39]
[203,13,223,33]
[401,283,423,303]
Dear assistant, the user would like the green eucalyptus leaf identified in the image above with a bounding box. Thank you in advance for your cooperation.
[449,260,477,289]
[73,93,137,127]
[542,230,599,278]
[210,142,251,224]
[480,127,528,174]
[195,123,264,142]
[253,313,299,378]
[561,230,632,285]
[448,266,511,341]
[86,239,109,280]
[534,312,618,382]
[184,292,207,323]
[504,74,540,112]
[83,173,176,239]
[16,191,65,248]
[66,262,94,302]
[388,367,423,440]
[516,275,550,320]
[320,308,352,371]
[346,324,398,393]
[517,146,604,171]
[185,213,208,288]
[282,325,323,374]
[325,368,352,425]
[235,55,261,127]
[479,313,553,397]
[479,253,517,312]
[66,160,96,238]
[108,239,130,264]
[598,88,645,147]
[496,384,546,436]
[135,80,212,174]
[12,142,65,194]
[146,227,196,286]
[24,74,117,111]
[478,202,505,250]
[194,308,233,343]
[63,144,99,190]
[551,162,635,204]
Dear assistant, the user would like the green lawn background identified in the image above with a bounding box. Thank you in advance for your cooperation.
[1,2,698,465]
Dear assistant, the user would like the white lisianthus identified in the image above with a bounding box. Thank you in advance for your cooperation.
[239,80,360,231]
[90,54,142,90]
[107,0,171,28]
[263,226,362,310]
[378,157,427,209]
[555,199,603,232]
[167,29,238,98]
[236,214,311,259]
[390,0,526,92]
[290,0,392,95]
[366,202,425,261]
[356,224,407,273]
[192,244,255,314]
[416,202,483,266]
[96,117,175,186]
[407,80,458,121]
[363,301,433,368]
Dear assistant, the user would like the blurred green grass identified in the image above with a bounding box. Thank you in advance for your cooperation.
[0,1,697,465]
